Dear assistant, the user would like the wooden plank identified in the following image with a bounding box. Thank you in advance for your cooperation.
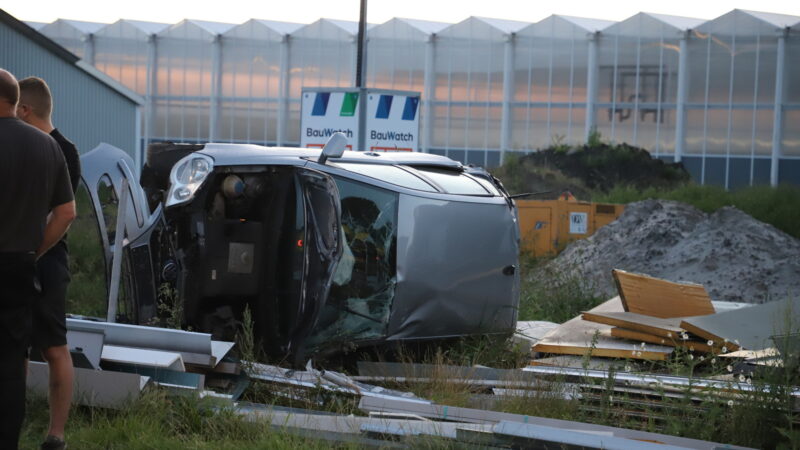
[613,269,715,318]
[532,297,673,361]
[609,328,715,353]
[581,311,685,339]
[680,298,800,351]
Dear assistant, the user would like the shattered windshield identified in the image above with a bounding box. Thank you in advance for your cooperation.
[307,176,398,348]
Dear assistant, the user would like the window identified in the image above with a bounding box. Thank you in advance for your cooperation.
[334,162,436,192]
[413,167,492,195]
[308,177,399,346]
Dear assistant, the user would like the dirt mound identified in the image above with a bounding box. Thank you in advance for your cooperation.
[537,199,800,304]
[494,143,690,197]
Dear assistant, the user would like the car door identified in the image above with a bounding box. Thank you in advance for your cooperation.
[285,168,343,364]
[80,143,171,323]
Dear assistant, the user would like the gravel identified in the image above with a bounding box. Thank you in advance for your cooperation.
[538,199,800,304]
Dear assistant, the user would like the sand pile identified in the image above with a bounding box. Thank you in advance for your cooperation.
[539,199,800,303]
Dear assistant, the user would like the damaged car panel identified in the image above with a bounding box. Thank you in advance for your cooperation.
[81,141,520,362]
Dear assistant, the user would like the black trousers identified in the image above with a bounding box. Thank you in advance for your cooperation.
[0,253,37,450]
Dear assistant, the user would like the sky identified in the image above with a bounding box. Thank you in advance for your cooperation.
[3,0,800,26]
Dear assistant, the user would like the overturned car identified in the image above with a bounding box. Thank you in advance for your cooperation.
[80,136,520,362]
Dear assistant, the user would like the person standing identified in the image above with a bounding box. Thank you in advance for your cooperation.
[0,68,75,450]
[16,76,80,450]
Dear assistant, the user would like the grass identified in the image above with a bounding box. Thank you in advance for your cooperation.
[65,185,107,317]
[516,254,605,323]
[20,391,346,449]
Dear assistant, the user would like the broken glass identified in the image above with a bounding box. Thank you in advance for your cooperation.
[307,176,399,349]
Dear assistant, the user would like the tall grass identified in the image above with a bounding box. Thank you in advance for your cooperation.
[595,183,800,239]
[517,254,605,323]
[21,390,343,449]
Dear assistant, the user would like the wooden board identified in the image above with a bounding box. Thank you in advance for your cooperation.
[613,269,716,318]
[581,311,686,339]
[680,299,798,351]
[532,297,673,361]
[609,328,715,353]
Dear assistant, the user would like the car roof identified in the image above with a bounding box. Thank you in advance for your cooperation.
[198,143,464,169]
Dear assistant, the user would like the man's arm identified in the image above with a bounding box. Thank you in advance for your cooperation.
[36,200,76,258]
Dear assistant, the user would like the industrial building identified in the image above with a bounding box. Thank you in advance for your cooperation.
[0,9,143,164]
[10,9,800,187]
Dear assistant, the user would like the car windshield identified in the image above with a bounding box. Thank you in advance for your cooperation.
[412,167,492,195]
[333,162,436,192]
[306,176,399,348]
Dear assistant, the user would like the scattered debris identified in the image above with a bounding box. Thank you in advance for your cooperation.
[533,297,674,361]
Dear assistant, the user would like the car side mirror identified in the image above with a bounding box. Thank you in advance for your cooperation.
[318,132,347,165]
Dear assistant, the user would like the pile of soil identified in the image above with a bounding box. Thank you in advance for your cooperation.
[523,144,690,192]
[537,199,800,304]
[493,143,690,198]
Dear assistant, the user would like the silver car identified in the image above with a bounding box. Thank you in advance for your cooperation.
[81,138,520,363]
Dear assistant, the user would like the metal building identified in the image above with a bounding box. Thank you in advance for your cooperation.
[27,8,800,186]
[1,9,143,166]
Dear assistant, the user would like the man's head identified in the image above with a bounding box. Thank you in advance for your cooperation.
[0,69,19,117]
[17,77,53,126]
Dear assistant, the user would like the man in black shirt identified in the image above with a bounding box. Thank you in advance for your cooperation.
[17,76,80,450]
[0,68,75,450]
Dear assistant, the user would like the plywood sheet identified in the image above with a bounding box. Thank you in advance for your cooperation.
[581,311,685,339]
[609,328,715,353]
[680,298,800,351]
[532,297,673,361]
[613,269,716,318]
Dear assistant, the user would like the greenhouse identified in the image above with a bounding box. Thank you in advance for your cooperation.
[29,8,800,186]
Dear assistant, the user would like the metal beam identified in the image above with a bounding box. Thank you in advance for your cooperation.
[771,31,787,186]
[28,361,150,409]
[145,33,158,148]
[584,32,599,141]
[500,33,515,164]
[209,34,223,142]
[277,35,290,146]
[675,33,689,163]
[67,318,213,356]
[358,396,750,449]
[422,34,436,153]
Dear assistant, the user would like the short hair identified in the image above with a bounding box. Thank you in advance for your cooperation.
[19,76,52,119]
[0,69,19,105]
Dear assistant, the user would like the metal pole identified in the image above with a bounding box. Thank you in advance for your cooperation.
[277,35,290,146]
[422,34,436,153]
[584,32,598,142]
[500,33,515,165]
[675,33,689,163]
[209,34,223,142]
[107,178,130,323]
[355,0,368,151]
[83,33,95,65]
[355,0,368,88]
[771,31,786,187]
[145,34,157,148]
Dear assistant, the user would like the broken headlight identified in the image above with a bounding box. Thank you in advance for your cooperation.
[165,153,214,207]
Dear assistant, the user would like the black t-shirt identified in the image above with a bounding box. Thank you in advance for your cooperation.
[0,118,74,253]
[50,128,80,194]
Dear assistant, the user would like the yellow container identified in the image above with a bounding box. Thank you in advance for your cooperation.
[516,193,625,257]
